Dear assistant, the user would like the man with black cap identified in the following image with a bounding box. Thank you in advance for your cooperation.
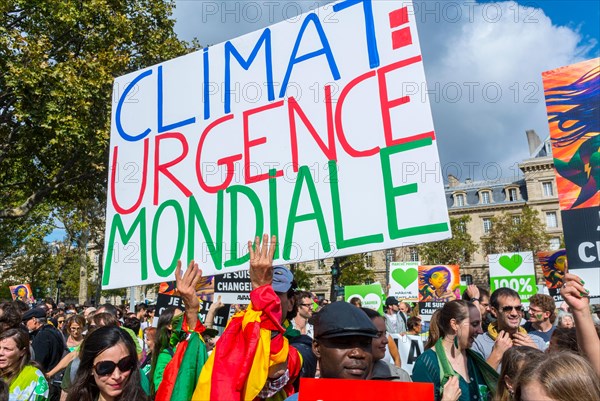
[284,301,380,401]
[384,296,407,334]
[23,307,68,400]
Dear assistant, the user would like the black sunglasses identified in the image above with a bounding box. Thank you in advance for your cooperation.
[501,305,523,313]
[94,356,136,376]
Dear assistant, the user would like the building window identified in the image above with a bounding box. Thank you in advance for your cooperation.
[409,247,419,262]
[456,194,465,207]
[542,182,554,197]
[456,220,466,233]
[365,252,373,267]
[512,215,521,225]
[546,212,558,228]
[481,191,491,204]
[483,218,492,234]
[549,238,561,250]
[508,188,518,201]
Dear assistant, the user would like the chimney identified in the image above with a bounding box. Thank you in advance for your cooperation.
[526,129,542,157]
[448,174,460,187]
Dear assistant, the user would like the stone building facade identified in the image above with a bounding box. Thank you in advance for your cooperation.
[305,131,562,298]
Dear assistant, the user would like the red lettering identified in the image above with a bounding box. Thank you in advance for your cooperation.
[377,55,422,147]
[243,100,285,184]
[110,138,149,214]
[153,132,192,205]
[334,70,379,157]
[288,91,337,173]
[196,114,242,193]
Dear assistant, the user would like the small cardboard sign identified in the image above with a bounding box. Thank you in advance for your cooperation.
[489,252,537,300]
[9,283,35,304]
[418,265,460,302]
[389,262,419,301]
[344,283,384,314]
[214,270,252,304]
[298,378,434,401]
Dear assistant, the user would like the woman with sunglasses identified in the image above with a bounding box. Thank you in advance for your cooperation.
[0,329,49,401]
[65,325,148,401]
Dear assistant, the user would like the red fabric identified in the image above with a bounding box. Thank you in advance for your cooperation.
[155,339,189,400]
[182,314,206,334]
[207,285,286,400]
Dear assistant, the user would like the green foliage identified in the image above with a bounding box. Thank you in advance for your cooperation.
[289,264,312,290]
[0,0,194,219]
[418,216,478,265]
[338,254,374,286]
[480,206,550,256]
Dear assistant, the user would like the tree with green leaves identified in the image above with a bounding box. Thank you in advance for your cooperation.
[289,263,312,290]
[0,0,194,220]
[417,216,478,265]
[337,254,374,286]
[480,206,550,256]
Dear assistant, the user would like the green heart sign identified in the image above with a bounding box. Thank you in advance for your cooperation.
[391,268,418,289]
[499,254,523,273]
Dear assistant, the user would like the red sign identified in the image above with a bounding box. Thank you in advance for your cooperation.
[297,378,434,401]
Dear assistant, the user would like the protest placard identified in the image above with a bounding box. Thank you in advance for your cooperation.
[155,293,184,316]
[345,283,384,314]
[538,249,567,300]
[542,58,600,297]
[390,333,425,375]
[214,270,252,304]
[102,0,450,289]
[298,378,433,401]
[489,252,537,300]
[9,283,35,304]
[388,261,419,301]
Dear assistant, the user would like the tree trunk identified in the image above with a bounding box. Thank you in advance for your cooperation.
[78,229,89,305]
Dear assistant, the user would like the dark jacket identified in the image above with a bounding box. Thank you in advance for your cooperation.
[31,324,68,372]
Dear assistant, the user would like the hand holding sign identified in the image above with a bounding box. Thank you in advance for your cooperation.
[560,273,589,312]
[175,260,203,330]
[249,234,277,290]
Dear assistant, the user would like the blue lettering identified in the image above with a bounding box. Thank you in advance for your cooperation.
[333,0,380,68]
[157,66,196,132]
[224,28,274,114]
[280,13,340,98]
[116,70,152,142]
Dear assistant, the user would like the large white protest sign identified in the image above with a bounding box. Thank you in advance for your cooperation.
[103,0,451,288]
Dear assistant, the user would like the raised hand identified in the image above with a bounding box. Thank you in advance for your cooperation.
[560,273,589,313]
[175,260,202,330]
[248,234,277,290]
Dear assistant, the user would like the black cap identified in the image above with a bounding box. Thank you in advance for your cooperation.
[385,296,399,307]
[22,307,46,321]
[309,302,378,339]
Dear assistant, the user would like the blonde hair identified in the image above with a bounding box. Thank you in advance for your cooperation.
[515,352,600,401]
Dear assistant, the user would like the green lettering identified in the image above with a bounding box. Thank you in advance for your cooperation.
[269,168,280,259]
[328,160,383,248]
[103,209,147,286]
[380,138,449,239]
[225,185,264,267]
[151,200,185,277]
[284,165,331,259]
[188,193,224,270]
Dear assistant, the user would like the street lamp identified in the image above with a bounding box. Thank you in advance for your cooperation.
[56,277,64,304]
[330,258,340,301]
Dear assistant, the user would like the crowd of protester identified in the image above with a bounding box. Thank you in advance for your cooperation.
[0,235,599,401]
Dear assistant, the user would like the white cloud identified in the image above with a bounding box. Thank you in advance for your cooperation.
[172,0,597,180]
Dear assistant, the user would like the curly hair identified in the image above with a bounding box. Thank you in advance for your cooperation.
[528,294,556,323]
